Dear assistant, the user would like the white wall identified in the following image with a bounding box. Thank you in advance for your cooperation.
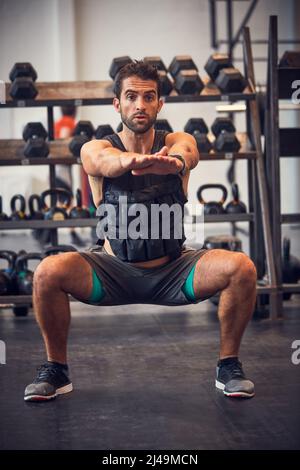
[0,0,299,248]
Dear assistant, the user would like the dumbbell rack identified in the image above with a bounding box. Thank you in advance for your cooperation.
[0,26,280,318]
[261,15,300,316]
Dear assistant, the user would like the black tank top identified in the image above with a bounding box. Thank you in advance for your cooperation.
[97,130,187,262]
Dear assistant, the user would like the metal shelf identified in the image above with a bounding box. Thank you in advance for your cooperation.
[0,219,98,230]
[0,80,255,108]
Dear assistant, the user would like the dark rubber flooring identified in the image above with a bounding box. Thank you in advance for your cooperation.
[0,299,300,450]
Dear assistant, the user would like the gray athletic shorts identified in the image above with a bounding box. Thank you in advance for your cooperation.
[79,245,208,306]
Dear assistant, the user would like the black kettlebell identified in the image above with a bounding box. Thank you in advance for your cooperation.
[28,194,44,220]
[69,189,90,219]
[10,194,27,220]
[0,251,17,295]
[0,196,9,221]
[14,252,43,295]
[44,245,78,256]
[226,183,247,214]
[204,235,242,251]
[282,238,300,300]
[197,184,227,215]
[41,188,72,220]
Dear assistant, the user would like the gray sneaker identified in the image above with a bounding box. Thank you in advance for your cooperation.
[215,358,255,398]
[24,362,73,402]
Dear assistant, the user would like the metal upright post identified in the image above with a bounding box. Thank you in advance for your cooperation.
[243,26,279,319]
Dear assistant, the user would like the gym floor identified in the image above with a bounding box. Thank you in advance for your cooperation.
[0,232,300,450]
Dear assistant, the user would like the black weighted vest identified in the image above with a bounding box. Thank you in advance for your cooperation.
[97,130,187,262]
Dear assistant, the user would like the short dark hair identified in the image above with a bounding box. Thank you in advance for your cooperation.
[113,60,161,99]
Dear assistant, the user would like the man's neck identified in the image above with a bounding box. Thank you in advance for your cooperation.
[119,126,155,154]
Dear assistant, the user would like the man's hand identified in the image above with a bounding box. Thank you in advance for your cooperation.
[131,146,184,176]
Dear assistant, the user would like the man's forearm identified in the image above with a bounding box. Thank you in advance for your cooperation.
[168,142,199,170]
[83,146,142,178]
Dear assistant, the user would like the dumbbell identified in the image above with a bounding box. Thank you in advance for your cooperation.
[143,56,173,95]
[69,189,90,219]
[95,124,115,140]
[155,120,173,132]
[109,56,132,79]
[184,118,212,153]
[0,196,9,221]
[211,117,241,153]
[205,54,247,93]
[10,194,27,220]
[69,121,95,157]
[168,55,204,95]
[41,188,72,220]
[23,122,49,158]
[196,184,228,215]
[9,62,38,100]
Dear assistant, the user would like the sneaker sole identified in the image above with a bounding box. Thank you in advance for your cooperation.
[215,379,255,398]
[24,383,73,402]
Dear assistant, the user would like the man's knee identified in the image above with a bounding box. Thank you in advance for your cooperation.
[229,252,257,285]
[34,253,79,290]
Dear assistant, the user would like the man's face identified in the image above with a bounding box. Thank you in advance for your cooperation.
[114,76,163,134]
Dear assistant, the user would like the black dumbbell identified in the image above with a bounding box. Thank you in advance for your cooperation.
[215,68,247,94]
[9,62,38,100]
[184,118,212,153]
[41,188,72,220]
[70,189,90,219]
[204,53,233,81]
[211,117,241,153]
[225,183,247,214]
[10,194,27,220]
[95,124,115,140]
[109,56,132,79]
[196,184,228,215]
[155,120,173,132]
[0,196,9,221]
[69,121,94,157]
[23,122,49,158]
[168,55,204,95]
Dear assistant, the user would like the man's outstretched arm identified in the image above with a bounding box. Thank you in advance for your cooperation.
[166,131,200,171]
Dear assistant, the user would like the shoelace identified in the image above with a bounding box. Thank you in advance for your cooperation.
[35,363,63,382]
[223,360,245,378]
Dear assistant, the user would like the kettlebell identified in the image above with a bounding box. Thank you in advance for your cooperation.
[225,183,247,214]
[0,251,17,295]
[0,196,9,221]
[69,189,90,219]
[28,194,44,220]
[14,252,43,295]
[41,188,72,220]
[44,245,78,256]
[204,235,242,251]
[197,184,227,215]
[10,194,27,220]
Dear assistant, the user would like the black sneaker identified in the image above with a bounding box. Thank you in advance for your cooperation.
[215,357,255,398]
[24,362,73,402]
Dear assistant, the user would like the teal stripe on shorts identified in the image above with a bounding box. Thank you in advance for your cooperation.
[182,263,197,302]
[89,269,105,303]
